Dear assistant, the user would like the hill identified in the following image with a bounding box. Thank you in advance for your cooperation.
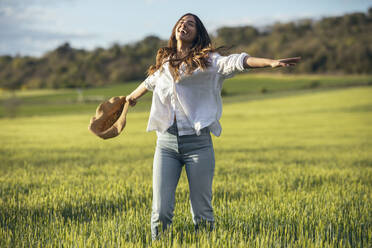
[0,8,371,90]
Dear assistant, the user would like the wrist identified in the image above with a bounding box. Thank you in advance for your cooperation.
[270,59,276,68]
[270,59,278,68]
[127,94,136,101]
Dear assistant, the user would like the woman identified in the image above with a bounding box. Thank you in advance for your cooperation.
[126,13,300,239]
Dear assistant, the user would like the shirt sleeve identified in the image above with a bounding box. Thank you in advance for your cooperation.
[143,69,160,91]
[212,52,249,78]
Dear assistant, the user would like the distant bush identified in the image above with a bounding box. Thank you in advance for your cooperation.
[260,87,268,94]
[309,81,321,88]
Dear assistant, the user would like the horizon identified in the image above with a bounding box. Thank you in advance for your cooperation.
[1,0,371,57]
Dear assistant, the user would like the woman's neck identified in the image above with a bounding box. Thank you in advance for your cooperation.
[177,41,192,57]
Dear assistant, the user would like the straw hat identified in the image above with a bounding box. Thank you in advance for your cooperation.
[88,96,130,139]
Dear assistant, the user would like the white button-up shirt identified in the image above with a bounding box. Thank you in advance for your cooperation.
[143,52,249,137]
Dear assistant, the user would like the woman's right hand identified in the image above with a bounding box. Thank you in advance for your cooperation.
[126,94,137,107]
[126,82,149,107]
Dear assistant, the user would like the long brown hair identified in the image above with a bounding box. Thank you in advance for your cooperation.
[147,13,224,81]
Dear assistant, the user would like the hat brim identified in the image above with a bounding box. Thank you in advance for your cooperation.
[88,96,130,139]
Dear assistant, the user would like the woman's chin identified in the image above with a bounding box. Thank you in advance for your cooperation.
[179,37,194,44]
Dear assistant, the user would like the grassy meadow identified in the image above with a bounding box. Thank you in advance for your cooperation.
[0,74,371,247]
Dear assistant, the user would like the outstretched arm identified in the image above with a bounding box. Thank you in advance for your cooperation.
[244,56,301,69]
[126,82,148,107]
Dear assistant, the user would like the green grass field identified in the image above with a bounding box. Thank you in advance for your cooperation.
[0,74,371,247]
[0,73,371,118]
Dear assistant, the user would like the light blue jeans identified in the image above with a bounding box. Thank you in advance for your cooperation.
[151,122,215,239]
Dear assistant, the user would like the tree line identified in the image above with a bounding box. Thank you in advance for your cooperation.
[1,8,371,90]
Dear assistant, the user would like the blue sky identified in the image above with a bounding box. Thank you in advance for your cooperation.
[1,0,371,57]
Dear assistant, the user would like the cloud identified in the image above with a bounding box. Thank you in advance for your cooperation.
[0,0,97,57]
[207,13,316,30]
[144,0,168,5]
[204,12,321,36]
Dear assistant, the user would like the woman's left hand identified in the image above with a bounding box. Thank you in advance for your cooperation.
[271,57,301,68]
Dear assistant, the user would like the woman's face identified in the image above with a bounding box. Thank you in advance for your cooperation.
[175,15,197,44]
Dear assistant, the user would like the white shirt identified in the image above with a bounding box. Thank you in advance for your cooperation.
[143,52,249,137]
